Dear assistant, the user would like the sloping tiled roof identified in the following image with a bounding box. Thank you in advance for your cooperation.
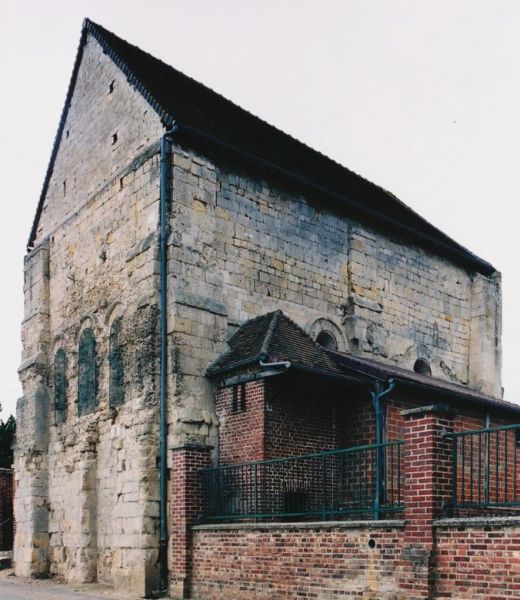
[331,350,520,415]
[206,310,345,377]
[28,19,496,276]
[208,310,520,416]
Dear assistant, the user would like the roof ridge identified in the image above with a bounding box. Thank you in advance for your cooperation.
[260,310,282,356]
[84,19,172,125]
[27,19,495,275]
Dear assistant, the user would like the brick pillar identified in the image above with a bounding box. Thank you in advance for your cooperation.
[170,444,212,599]
[399,405,453,599]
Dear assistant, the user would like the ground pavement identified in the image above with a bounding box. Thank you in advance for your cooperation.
[0,569,146,600]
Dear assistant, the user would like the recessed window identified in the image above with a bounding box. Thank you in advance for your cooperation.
[78,328,97,416]
[109,318,125,407]
[316,331,338,351]
[413,358,431,376]
[54,349,68,423]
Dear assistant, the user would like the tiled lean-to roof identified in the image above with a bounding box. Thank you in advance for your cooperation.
[29,19,496,276]
[206,311,345,377]
[208,311,520,416]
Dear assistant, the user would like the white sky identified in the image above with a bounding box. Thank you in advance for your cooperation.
[0,0,519,418]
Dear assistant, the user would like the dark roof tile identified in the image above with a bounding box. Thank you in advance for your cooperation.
[28,19,497,276]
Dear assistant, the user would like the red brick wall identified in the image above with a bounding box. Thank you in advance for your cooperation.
[215,379,382,466]
[170,445,212,598]
[216,381,265,464]
[435,521,520,599]
[191,523,405,600]
[264,380,340,459]
[0,468,13,552]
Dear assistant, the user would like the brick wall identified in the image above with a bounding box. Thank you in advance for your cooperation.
[191,522,405,600]
[170,445,212,599]
[264,380,341,459]
[0,469,13,551]
[215,379,380,465]
[216,382,265,464]
[435,518,520,599]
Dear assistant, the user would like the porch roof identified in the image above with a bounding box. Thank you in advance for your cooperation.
[207,310,520,416]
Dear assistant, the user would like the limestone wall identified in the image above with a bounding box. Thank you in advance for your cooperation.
[17,34,164,596]
[168,146,502,448]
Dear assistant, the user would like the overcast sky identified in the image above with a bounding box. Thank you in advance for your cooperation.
[1,0,519,418]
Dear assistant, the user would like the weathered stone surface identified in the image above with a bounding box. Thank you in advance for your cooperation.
[16,23,502,600]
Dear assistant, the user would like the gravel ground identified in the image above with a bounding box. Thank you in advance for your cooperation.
[0,569,148,600]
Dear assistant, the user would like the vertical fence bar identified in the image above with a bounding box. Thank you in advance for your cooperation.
[478,433,482,506]
[321,455,327,521]
[470,434,474,505]
[495,431,499,503]
[486,430,490,506]
[505,430,508,503]
[513,429,518,502]
[397,442,401,506]
[254,463,258,522]
[452,434,458,508]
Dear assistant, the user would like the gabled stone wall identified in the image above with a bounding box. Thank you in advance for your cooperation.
[16,34,164,596]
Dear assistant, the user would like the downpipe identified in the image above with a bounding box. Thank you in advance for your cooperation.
[158,123,177,593]
[370,378,395,519]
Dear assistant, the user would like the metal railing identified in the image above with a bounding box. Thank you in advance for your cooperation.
[199,441,404,523]
[450,424,520,510]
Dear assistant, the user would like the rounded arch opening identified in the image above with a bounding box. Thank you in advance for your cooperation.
[413,358,431,376]
[316,330,338,351]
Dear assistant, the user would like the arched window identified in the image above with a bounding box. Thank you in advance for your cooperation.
[54,349,68,423]
[316,330,338,351]
[414,358,431,376]
[109,318,125,407]
[78,328,97,416]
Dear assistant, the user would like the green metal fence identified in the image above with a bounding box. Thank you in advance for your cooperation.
[199,441,404,523]
[450,424,520,510]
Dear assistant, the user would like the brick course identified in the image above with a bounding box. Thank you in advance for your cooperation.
[192,522,405,600]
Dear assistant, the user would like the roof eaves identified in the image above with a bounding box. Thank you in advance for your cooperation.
[175,124,496,276]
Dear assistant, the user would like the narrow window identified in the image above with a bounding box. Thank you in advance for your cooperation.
[232,384,246,413]
[109,318,125,407]
[54,349,68,423]
[232,386,238,412]
[240,384,246,411]
[78,328,97,416]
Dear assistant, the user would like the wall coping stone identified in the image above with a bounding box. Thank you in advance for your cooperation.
[171,443,214,452]
[400,403,453,418]
[434,516,520,528]
[193,519,406,532]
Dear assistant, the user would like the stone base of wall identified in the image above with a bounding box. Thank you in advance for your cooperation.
[191,521,405,600]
